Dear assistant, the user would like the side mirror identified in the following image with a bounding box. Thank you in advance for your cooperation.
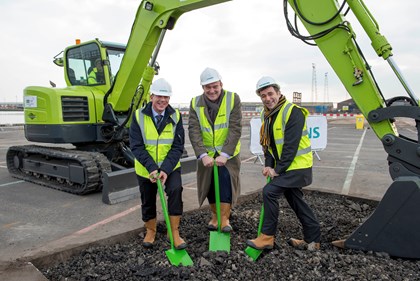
[53,50,64,66]
[53,57,64,67]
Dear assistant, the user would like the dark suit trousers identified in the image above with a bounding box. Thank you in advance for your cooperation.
[137,169,183,222]
[207,165,232,204]
[261,182,321,242]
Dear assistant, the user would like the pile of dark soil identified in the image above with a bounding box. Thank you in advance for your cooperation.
[41,191,420,280]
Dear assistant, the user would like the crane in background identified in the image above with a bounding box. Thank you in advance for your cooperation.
[311,63,318,103]
[324,72,329,103]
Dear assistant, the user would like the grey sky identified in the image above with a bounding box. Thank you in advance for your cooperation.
[1,0,419,106]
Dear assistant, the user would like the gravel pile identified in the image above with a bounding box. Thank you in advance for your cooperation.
[42,191,420,280]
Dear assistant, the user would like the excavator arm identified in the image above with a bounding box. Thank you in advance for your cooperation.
[106,0,231,113]
[285,0,420,258]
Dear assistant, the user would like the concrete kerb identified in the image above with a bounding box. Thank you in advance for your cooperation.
[0,261,48,281]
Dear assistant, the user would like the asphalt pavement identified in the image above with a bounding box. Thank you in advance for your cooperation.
[0,117,415,280]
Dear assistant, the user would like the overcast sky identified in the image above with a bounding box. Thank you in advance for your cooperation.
[1,0,420,106]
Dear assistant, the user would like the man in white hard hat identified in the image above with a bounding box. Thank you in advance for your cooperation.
[130,78,187,250]
[246,76,321,251]
[188,67,242,233]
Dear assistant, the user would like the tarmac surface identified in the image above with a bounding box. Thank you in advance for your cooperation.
[0,117,416,280]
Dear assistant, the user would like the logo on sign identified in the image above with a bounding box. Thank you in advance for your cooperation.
[308,127,320,139]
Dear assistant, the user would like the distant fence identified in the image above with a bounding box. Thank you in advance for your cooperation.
[180,111,358,118]
[0,111,358,127]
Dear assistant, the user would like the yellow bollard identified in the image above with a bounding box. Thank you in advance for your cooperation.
[355,114,364,130]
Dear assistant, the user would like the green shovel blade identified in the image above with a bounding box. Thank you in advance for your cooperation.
[244,246,263,261]
[165,248,194,266]
[209,231,231,253]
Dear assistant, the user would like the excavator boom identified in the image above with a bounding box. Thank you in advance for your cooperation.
[286,0,420,258]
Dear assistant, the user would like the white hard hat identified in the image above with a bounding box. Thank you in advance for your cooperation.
[256,76,279,93]
[200,67,222,85]
[150,78,172,96]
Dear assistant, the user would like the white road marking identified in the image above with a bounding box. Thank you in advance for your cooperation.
[0,180,25,187]
[313,165,349,170]
[341,128,367,195]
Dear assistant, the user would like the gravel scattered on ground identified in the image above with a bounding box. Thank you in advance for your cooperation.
[41,191,420,281]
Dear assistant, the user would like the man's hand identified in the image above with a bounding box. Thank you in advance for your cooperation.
[202,155,214,167]
[149,170,159,183]
[268,168,279,179]
[262,167,271,177]
[215,155,228,166]
[158,171,168,186]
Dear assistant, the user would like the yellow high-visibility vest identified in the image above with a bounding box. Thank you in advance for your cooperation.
[263,101,312,171]
[192,91,240,158]
[88,68,98,84]
[134,109,181,178]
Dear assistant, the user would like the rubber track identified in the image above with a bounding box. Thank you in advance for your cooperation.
[6,145,107,195]
[54,147,112,192]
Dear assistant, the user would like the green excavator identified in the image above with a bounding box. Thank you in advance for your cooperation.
[7,0,232,202]
[6,0,420,258]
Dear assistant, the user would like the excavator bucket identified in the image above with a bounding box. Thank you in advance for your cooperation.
[102,168,139,205]
[341,177,420,259]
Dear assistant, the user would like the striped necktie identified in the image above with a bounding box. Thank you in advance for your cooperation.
[155,114,163,126]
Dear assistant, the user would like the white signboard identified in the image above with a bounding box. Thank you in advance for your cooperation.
[249,115,327,157]
[307,115,328,151]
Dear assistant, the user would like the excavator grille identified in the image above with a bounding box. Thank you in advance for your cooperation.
[61,96,89,122]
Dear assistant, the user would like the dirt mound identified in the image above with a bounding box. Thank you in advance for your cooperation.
[41,191,420,281]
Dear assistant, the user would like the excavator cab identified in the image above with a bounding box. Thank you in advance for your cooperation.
[64,40,125,87]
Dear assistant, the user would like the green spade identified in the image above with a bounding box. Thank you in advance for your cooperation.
[157,178,193,266]
[209,163,230,253]
[245,177,271,261]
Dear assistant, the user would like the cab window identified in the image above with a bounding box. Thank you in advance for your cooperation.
[66,43,105,86]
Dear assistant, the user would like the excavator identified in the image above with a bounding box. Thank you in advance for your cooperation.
[6,0,420,258]
[6,1,232,201]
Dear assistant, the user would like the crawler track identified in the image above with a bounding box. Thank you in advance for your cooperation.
[6,145,111,195]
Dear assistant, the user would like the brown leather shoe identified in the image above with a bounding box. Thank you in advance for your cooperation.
[143,218,156,248]
[246,234,274,250]
[207,204,217,231]
[288,238,320,251]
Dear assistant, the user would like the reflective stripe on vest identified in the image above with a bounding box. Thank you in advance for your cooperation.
[134,109,181,178]
[192,91,241,158]
[265,101,312,171]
